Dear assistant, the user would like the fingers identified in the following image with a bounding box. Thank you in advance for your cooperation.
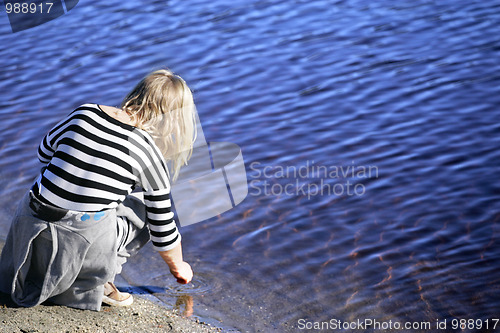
[171,261,193,284]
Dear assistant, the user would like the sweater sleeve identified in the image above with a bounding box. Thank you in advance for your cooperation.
[137,131,181,252]
[37,109,79,164]
[38,131,55,164]
[143,188,181,251]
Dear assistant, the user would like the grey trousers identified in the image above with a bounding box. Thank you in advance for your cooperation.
[0,189,150,311]
[115,192,151,275]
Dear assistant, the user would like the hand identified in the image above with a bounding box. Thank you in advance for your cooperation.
[170,261,193,284]
[158,243,193,284]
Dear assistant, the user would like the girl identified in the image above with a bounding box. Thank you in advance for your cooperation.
[0,69,196,310]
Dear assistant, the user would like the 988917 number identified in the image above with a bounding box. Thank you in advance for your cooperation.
[5,2,53,14]
[451,318,499,330]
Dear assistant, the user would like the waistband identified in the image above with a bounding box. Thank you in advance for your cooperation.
[29,184,112,225]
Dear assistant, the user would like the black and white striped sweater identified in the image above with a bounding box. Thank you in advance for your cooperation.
[36,103,180,251]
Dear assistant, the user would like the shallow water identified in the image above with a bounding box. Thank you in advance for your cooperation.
[1,0,500,332]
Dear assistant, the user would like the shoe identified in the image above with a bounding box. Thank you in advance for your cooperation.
[102,282,134,307]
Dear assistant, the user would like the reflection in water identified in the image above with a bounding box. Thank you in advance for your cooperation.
[175,295,194,318]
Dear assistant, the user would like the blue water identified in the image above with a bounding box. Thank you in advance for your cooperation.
[1,1,500,332]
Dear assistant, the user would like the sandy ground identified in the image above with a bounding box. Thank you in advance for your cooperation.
[0,240,227,333]
[0,292,223,333]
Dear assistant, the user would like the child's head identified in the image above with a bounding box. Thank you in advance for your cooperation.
[121,69,197,181]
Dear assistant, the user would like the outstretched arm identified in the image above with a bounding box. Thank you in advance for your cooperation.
[158,242,193,284]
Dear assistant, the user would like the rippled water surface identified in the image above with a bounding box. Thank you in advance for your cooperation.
[1,1,500,332]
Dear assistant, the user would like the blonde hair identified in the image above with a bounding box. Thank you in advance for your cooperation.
[121,69,197,182]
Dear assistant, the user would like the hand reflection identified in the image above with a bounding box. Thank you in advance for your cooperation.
[175,295,193,317]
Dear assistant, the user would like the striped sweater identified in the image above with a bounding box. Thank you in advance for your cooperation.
[36,103,180,251]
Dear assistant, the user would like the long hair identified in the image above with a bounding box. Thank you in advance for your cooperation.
[121,69,197,182]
